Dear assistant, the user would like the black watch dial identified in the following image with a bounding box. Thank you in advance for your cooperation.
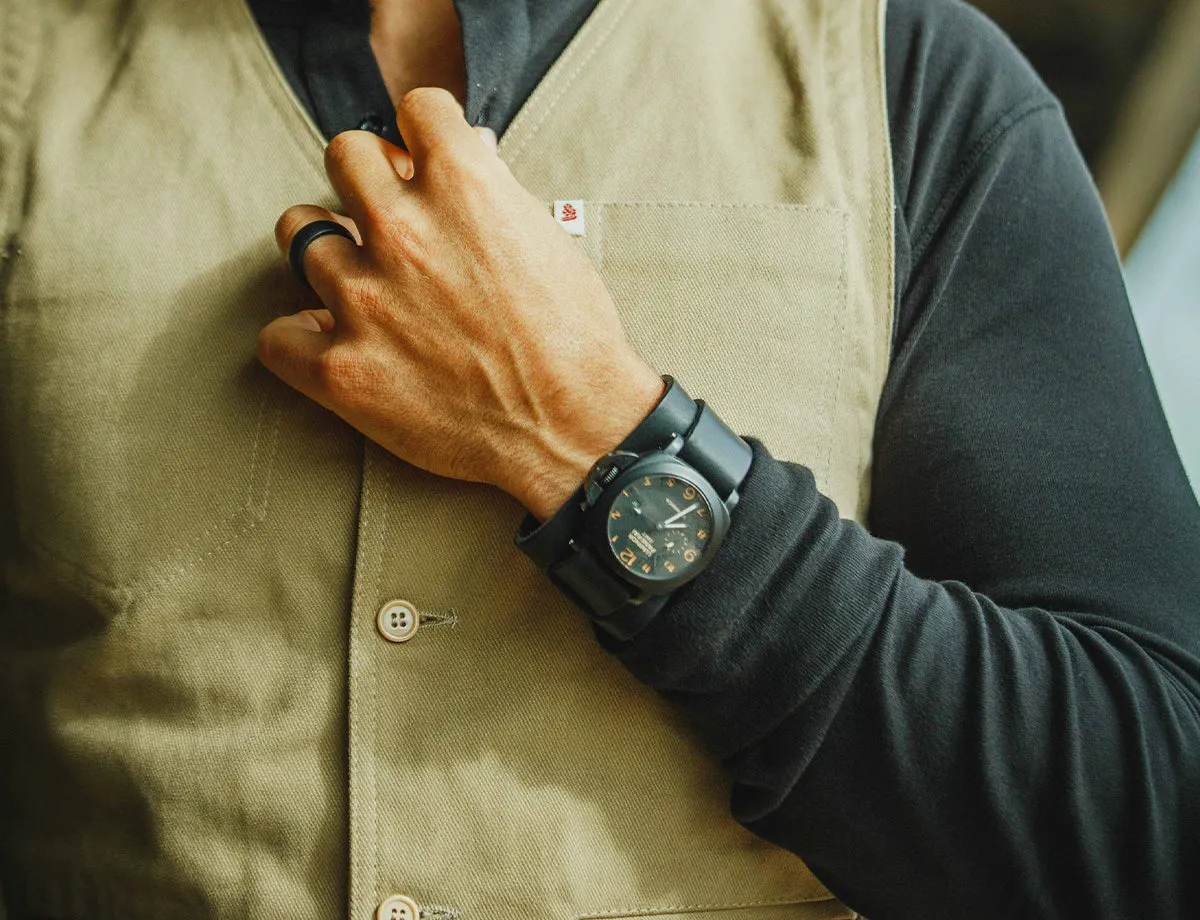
[605,474,715,582]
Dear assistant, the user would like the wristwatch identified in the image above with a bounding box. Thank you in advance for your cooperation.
[514,376,752,640]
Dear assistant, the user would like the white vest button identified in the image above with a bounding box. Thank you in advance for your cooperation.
[376,894,420,920]
[377,599,419,643]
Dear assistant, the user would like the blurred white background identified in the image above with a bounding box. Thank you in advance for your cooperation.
[1125,129,1200,497]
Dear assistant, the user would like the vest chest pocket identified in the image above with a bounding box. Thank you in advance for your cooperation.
[0,239,315,597]
[582,201,860,512]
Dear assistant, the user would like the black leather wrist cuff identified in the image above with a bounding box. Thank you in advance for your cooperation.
[616,375,697,453]
[514,375,749,645]
[513,375,695,567]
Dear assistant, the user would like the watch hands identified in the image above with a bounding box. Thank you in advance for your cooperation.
[662,502,700,527]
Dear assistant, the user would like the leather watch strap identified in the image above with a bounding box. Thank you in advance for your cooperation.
[678,401,753,503]
[617,375,697,453]
[543,400,752,641]
[513,487,586,569]
[513,375,696,567]
[548,545,637,616]
[515,375,751,643]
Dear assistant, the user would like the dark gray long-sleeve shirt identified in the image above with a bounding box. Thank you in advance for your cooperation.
[247,0,1200,916]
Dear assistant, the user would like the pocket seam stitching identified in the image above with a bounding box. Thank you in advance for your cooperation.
[17,383,284,598]
[577,893,843,919]
[595,201,844,216]
[140,387,283,593]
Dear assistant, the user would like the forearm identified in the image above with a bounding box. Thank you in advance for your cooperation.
[605,442,1200,919]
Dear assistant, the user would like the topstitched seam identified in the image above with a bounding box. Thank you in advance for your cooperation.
[506,0,635,169]
[578,893,842,918]
[822,210,852,483]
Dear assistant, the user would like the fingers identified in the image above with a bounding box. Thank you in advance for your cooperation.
[294,308,336,333]
[323,129,406,229]
[393,86,479,173]
[256,309,335,403]
[323,93,493,225]
[275,204,364,306]
[379,125,491,180]
[474,125,498,152]
[388,142,415,181]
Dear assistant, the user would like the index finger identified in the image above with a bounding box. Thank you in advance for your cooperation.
[393,86,479,175]
[324,130,407,232]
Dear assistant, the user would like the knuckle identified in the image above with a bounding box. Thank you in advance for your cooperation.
[398,85,448,112]
[316,345,390,410]
[275,207,311,250]
[365,207,430,266]
[435,146,480,180]
[362,192,410,235]
[423,151,484,200]
[311,345,361,395]
[324,130,363,171]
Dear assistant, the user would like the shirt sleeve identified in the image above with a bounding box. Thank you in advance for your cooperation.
[598,1,1200,918]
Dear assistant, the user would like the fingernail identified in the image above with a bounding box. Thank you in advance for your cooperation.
[479,126,498,150]
[294,310,324,333]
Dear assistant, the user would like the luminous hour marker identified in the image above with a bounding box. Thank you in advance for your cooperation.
[610,510,621,519]
[697,529,707,540]
[643,476,652,486]
[642,563,652,573]
[666,478,676,488]
[610,535,619,542]
[664,561,676,573]
[683,549,698,563]
[619,548,637,566]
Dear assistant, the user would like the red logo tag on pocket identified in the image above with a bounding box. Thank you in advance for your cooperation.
[553,200,586,236]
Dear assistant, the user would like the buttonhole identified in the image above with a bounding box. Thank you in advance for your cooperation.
[417,609,459,630]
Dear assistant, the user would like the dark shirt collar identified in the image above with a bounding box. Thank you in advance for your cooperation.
[246,0,600,145]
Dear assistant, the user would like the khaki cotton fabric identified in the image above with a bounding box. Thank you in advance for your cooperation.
[0,0,893,918]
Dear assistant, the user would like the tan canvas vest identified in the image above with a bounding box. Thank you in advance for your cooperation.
[0,0,894,917]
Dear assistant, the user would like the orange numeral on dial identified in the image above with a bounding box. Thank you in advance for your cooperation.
[683,549,698,563]
[682,486,696,500]
[619,548,637,567]
[610,510,621,519]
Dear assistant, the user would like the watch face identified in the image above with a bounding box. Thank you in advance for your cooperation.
[605,474,715,582]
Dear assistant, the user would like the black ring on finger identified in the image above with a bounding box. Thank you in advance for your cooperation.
[288,220,356,290]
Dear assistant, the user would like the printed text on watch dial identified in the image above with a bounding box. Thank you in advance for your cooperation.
[606,475,713,580]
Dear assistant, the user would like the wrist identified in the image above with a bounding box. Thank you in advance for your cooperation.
[513,363,665,521]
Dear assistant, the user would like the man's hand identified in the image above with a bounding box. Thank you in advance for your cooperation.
[260,87,664,521]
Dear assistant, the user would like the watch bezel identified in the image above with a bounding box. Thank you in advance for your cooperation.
[583,453,731,595]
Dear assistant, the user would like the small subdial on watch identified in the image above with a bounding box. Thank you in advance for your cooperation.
[606,474,714,581]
